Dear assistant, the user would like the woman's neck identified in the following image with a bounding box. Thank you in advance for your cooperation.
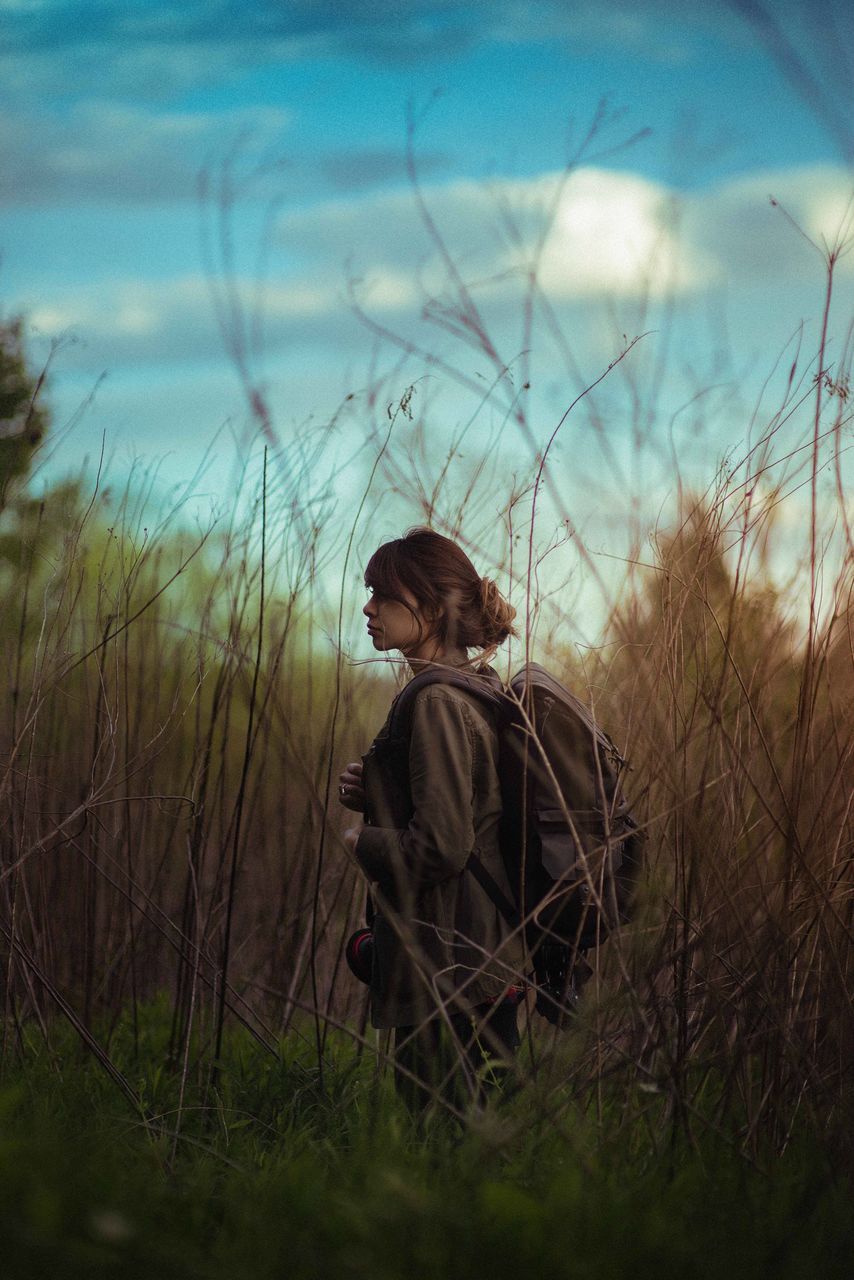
[403,640,469,670]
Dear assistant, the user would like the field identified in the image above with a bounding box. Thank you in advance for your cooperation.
[1,170,853,1275]
[1,1003,852,1280]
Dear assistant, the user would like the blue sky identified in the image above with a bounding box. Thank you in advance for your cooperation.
[1,0,852,630]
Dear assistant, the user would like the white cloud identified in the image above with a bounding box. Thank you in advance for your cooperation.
[277,166,718,303]
[278,161,854,308]
[20,269,402,371]
[18,162,853,379]
[806,190,854,251]
[0,102,291,205]
[503,169,717,298]
[684,164,854,283]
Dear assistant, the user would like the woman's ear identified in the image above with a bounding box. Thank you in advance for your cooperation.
[426,604,448,640]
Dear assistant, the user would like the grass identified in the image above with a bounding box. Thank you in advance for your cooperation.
[1,1001,852,1280]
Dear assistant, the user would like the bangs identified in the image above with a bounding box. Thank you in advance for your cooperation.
[363,540,412,603]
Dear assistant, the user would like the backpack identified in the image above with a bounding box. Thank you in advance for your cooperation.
[387,662,644,1025]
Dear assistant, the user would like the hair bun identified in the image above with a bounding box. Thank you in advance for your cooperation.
[479,576,517,646]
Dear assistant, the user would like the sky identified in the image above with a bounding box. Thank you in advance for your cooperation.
[1,0,852,637]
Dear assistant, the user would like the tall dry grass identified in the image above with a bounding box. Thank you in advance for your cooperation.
[1,132,851,1168]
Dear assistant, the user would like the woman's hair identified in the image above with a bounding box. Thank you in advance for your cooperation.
[364,527,517,650]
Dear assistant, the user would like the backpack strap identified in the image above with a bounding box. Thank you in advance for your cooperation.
[466,850,521,929]
[387,665,505,740]
[386,667,520,926]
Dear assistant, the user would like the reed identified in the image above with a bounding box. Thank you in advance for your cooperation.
[0,119,851,1195]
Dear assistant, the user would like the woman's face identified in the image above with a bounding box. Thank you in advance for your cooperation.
[363,586,435,657]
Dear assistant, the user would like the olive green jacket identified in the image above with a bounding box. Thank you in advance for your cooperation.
[355,674,526,1029]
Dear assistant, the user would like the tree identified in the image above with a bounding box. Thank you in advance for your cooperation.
[0,316,49,514]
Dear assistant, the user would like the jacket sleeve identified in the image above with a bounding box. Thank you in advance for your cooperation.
[354,689,477,893]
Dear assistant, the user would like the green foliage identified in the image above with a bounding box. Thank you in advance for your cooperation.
[0,316,50,512]
[0,317,85,594]
[0,1007,851,1279]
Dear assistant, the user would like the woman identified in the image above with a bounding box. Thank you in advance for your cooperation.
[337,527,526,1112]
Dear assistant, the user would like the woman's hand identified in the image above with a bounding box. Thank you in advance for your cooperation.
[337,761,365,813]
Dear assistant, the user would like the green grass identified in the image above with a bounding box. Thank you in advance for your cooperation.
[1,1002,851,1280]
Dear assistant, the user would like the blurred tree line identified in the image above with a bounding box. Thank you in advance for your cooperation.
[0,316,49,511]
[0,316,82,578]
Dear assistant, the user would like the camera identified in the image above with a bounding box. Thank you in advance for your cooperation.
[345,927,374,985]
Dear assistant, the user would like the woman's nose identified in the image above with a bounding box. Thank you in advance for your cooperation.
[363,599,375,618]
